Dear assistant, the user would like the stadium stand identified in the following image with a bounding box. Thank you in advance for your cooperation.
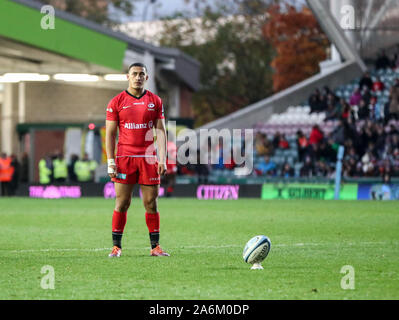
[251,65,399,179]
[181,56,399,182]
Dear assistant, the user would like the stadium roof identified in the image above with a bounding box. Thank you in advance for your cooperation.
[317,0,399,59]
[0,0,200,90]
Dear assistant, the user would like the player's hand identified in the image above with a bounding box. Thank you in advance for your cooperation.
[158,163,167,176]
[108,159,117,179]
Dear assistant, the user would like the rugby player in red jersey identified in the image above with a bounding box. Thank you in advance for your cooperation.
[105,62,169,257]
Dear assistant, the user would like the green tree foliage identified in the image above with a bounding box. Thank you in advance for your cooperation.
[159,0,275,126]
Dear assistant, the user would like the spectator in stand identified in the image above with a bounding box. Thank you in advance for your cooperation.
[375,124,387,156]
[307,143,321,163]
[368,96,384,122]
[384,100,391,125]
[343,156,362,177]
[327,92,339,109]
[324,101,340,121]
[314,161,331,177]
[387,79,399,121]
[328,134,340,151]
[308,89,321,113]
[357,99,369,120]
[318,140,337,163]
[361,86,372,105]
[254,155,276,176]
[278,134,290,149]
[281,162,294,178]
[359,122,377,155]
[331,119,347,145]
[255,132,274,156]
[361,150,377,176]
[355,161,364,177]
[300,155,315,177]
[344,146,360,164]
[318,92,328,112]
[349,87,362,106]
[309,88,330,113]
[372,77,385,92]
[308,125,324,145]
[341,100,353,121]
[296,130,308,162]
[272,131,281,150]
[359,72,373,91]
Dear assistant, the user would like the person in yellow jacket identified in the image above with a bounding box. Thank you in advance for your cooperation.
[38,155,52,185]
[53,153,68,182]
[74,153,98,182]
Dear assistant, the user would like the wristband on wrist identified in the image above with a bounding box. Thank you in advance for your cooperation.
[107,159,115,166]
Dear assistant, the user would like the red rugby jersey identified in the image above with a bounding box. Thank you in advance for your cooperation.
[106,90,165,156]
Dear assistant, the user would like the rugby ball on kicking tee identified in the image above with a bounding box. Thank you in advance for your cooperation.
[243,235,271,264]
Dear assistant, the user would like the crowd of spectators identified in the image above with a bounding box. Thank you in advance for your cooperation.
[307,74,399,124]
[255,117,399,179]
[253,53,399,180]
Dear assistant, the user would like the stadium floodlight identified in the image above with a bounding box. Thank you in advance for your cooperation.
[104,74,127,81]
[53,74,99,82]
[0,73,50,82]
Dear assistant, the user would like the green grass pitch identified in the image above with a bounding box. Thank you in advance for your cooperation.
[0,197,398,300]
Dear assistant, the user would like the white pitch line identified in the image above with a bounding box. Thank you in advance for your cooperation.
[6,241,395,254]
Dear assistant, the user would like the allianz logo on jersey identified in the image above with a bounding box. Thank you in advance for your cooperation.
[124,120,153,129]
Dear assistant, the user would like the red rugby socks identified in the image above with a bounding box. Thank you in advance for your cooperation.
[145,212,160,249]
[112,210,127,248]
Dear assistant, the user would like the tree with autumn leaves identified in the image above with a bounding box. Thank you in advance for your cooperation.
[263,4,330,92]
[157,1,329,125]
[158,0,275,126]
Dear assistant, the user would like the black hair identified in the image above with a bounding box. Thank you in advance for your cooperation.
[128,62,147,73]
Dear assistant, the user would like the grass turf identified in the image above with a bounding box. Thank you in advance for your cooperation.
[0,197,398,300]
